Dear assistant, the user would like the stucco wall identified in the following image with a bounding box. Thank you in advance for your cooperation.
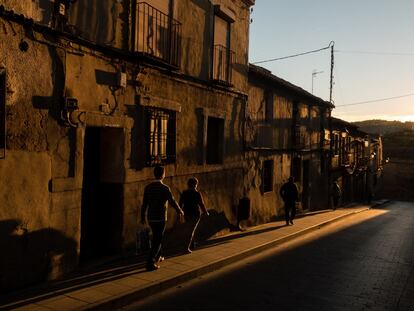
[0,0,253,291]
[243,153,292,224]
[124,63,247,246]
[0,0,44,21]
[0,150,77,291]
[176,0,250,91]
[245,78,296,221]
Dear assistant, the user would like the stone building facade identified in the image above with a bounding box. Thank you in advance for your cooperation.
[330,117,383,206]
[0,0,254,291]
[246,65,333,222]
[0,0,383,293]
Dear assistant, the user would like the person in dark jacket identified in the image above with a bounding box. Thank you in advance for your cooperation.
[179,177,209,254]
[141,166,184,271]
[279,176,299,225]
[331,181,342,210]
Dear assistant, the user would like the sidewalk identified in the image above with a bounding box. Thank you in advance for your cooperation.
[1,201,388,311]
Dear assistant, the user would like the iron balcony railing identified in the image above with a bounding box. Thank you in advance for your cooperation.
[293,125,307,150]
[253,124,274,148]
[135,2,181,67]
[212,44,234,84]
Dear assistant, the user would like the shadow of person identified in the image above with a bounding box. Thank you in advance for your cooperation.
[161,210,236,257]
[0,219,77,294]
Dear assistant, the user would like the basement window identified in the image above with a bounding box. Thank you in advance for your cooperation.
[0,69,5,159]
[146,107,176,166]
[262,159,274,193]
[206,116,224,164]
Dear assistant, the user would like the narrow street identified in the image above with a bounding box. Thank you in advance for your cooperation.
[123,201,414,311]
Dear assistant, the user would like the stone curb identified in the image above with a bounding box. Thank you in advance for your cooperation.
[81,206,371,311]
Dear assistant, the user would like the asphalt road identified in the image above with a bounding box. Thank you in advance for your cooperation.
[122,202,414,311]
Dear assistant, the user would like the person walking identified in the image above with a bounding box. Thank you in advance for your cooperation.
[331,180,341,210]
[141,166,184,271]
[279,176,299,226]
[179,177,209,254]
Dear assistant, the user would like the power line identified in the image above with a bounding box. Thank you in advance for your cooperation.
[335,50,414,56]
[252,42,334,64]
[336,93,414,107]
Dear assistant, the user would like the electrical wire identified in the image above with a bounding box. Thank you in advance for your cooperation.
[336,93,414,107]
[252,42,334,64]
[335,50,414,56]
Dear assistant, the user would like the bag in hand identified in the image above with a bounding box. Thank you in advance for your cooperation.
[135,227,151,255]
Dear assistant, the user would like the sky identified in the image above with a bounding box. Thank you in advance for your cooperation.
[248,1,414,122]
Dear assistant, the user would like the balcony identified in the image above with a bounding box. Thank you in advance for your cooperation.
[253,124,274,148]
[293,125,308,151]
[134,2,181,67]
[212,44,234,85]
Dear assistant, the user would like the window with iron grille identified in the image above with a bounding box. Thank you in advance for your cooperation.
[0,69,5,159]
[146,107,176,165]
[262,160,274,193]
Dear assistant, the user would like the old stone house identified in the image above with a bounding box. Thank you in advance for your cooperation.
[0,0,254,291]
[0,0,384,293]
[330,117,383,205]
[246,65,334,222]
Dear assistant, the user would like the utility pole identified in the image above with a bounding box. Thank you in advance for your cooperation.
[329,41,335,103]
[328,41,335,209]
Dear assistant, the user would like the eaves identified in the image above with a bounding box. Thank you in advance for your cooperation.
[0,6,248,99]
[249,64,334,109]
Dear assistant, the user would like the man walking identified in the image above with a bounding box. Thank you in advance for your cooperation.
[179,177,209,254]
[279,176,299,226]
[331,180,341,210]
[141,166,184,271]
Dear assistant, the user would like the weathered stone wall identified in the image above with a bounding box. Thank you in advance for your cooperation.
[124,65,247,246]
[0,15,81,290]
[176,0,250,89]
[0,0,253,291]
[0,0,44,21]
[247,72,331,215]
[245,79,294,221]
[0,0,128,49]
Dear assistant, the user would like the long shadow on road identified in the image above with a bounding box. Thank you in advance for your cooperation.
[129,203,414,311]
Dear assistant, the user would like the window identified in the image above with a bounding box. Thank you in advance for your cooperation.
[292,157,302,182]
[262,160,274,193]
[0,69,5,159]
[264,91,274,122]
[212,7,234,84]
[146,107,176,165]
[346,137,352,152]
[206,117,224,164]
[333,133,339,156]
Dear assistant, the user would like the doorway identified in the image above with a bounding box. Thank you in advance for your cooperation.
[80,127,124,262]
[0,69,5,158]
[302,160,310,210]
